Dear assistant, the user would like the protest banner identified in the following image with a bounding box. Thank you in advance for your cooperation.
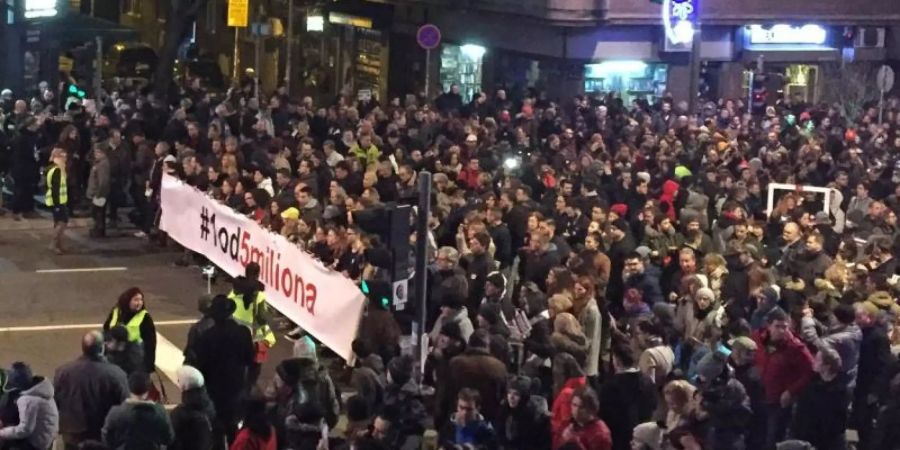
[160,173,365,361]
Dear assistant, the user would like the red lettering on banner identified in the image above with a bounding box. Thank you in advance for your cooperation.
[294,274,305,306]
[239,230,251,265]
[305,283,317,315]
[281,267,294,298]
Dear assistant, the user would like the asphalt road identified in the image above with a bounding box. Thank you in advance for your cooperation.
[0,215,324,405]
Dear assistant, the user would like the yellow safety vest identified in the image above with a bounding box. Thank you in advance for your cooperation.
[227,290,276,347]
[109,307,148,343]
[45,166,68,207]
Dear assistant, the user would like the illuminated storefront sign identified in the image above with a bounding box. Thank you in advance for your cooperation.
[24,0,58,19]
[663,0,698,45]
[747,24,828,45]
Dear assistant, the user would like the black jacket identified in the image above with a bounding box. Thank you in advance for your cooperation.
[791,374,850,450]
[599,371,657,450]
[856,325,895,398]
[53,355,130,440]
[169,387,216,450]
[193,318,254,406]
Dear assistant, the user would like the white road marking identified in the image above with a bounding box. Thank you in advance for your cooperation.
[36,267,128,273]
[155,331,186,387]
[0,319,196,333]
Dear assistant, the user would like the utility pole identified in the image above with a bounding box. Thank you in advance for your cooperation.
[284,0,294,96]
[413,171,432,382]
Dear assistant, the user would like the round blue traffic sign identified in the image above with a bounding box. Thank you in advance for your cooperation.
[417,24,441,50]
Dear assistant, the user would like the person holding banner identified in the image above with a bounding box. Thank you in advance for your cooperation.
[227,262,277,388]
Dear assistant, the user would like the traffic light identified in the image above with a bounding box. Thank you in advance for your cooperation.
[361,279,392,310]
[751,73,768,116]
[66,84,86,99]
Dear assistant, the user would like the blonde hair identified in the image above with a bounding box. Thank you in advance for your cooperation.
[549,294,574,317]
[554,313,583,336]
[50,147,67,161]
[663,380,696,410]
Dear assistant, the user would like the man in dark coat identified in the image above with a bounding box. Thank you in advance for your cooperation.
[791,346,851,450]
[599,343,657,450]
[169,365,216,450]
[436,330,508,428]
[54,331,130,450]
[9,116,41,219]
[192,295,254,445]
[853,303,896,449]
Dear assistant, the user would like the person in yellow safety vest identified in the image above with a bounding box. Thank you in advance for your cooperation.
[46,146,69,254]
[103,287,157,374]
[227,262,276,386]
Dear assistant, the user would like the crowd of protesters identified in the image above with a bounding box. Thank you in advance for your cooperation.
[3,77,900,450]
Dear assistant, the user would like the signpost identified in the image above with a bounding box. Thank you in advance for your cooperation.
[228,0,249,81]
[877,65,895,124]
[416,24,441,99]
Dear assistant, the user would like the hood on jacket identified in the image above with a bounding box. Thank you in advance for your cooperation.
[277,357,321,386]
[302,198,320,210]
[661,180,680,199]
[866,291,894,308]
[20,376,53,400]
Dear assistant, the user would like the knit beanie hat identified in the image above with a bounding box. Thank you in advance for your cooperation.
[7,362,33,391]
[632,422,664,450]
[696,351,727,382]
[293,335,318,361]
[176,365,205,391]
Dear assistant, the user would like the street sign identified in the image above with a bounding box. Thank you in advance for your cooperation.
[877,65,895,92]
[227,0,249,28]
[416,24,441,50]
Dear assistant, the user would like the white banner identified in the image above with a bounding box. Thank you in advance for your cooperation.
[160,174,365,361]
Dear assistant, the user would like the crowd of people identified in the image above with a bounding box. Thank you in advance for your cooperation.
[2,78,900,450]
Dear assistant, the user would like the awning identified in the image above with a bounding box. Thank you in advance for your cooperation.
[45,14,139,44]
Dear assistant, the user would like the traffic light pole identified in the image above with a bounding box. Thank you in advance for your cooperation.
[414,171,432,382]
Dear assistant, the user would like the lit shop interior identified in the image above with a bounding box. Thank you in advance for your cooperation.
[583,61,668,104]
[440,43,487,102]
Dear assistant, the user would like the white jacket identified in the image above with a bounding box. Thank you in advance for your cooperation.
[0,377,60,450]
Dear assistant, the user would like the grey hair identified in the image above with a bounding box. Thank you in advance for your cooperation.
[437,246,460,265]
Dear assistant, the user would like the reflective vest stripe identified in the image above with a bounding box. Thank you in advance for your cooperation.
[45,166,68,207]
[227,290,276,347]
[110,308,147,343]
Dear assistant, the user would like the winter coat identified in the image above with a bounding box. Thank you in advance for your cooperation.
[438,348,508,426]
[438,414,499,450]
[599,371,658,450]
[856,325,894,398]
[625,271,665,306]
[659,180,680,221]
[551,331,589,368]
[102,399,174,450]
[350,355,385,414]
[872,397,900,450]
[700,376,752,449]
[192,318,255,410]
[230,427,276,450]
[555,419,613,450]
[551,376,587,449]
[734,363,767,450]
[382,380,428,447]
[799,318,861,386]
[794,250,833,285]
[496,396,551,450]
[169,387,216,450]
[864,291,900,320]
[53,355,129,441]
[577,301,603,377]
[790,375,850,450]
[752,329,815,404]
[271,357,341,429]
[86,156,111,200]
[429,306,475,344]
[0,377,59,450]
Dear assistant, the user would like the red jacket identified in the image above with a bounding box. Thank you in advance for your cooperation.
[457,166,481,190]
[659,180,680,221]
[555,419,613,450]
[752,329,815,404]
[230,427,277,450]
[551,376,587,448]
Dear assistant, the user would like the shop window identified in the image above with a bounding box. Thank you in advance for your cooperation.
[440,44,486,103]
[584,61,667,104]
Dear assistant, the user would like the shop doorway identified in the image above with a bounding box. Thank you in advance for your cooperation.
[440,44,486,103]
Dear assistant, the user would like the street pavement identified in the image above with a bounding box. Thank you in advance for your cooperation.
[0,213,330,405]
